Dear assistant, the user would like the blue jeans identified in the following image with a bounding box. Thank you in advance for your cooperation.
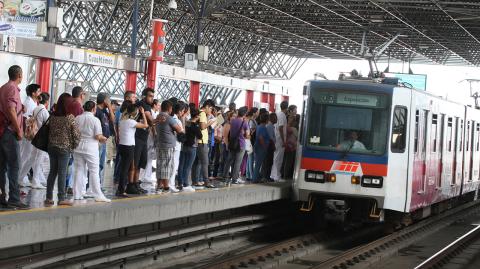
[0,129,21,203]
[253,147,268,182]
[65,155,74,188]
[178,146,197,187]
[99,143,107,185]
[47,146,70,201]
[246,152,254,180]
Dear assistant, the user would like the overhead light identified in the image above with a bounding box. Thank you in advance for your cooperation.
[168,0,177,10]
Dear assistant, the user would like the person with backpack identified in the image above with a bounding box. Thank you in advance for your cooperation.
[18,83,42,188]
[223,106,250,184]
[29,92,51,189]
[0,65,30,210]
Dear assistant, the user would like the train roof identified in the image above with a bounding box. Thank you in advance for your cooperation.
[306,79,474,109]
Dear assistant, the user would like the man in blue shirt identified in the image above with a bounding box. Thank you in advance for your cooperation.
[95,93,115,186]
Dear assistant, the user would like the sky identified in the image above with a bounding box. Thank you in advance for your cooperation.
[279,58,480,109]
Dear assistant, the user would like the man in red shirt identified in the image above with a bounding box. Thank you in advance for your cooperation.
[0,65,30,209]
[68,86,85,117]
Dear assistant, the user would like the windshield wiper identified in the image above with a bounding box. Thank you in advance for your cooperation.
[340,141,354,159]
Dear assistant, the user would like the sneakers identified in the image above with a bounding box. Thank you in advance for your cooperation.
[31,184,46,189]
[95,196,112,203]
[8,202,30,210]
[161,188,171,194]
[115,191,129,198]
[170,186,180,193]
[135,183,148,194]
[232,179,245,184]
[204,183,217,188]
[126,184,141,195]
[181,186,195,192]
[44,199,54,207]
[58,200,74,206]
[19,181,31,188]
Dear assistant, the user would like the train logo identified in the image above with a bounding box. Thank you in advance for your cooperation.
[330,161,363,175]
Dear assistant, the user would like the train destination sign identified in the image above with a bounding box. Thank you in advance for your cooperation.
[313,91,385,108]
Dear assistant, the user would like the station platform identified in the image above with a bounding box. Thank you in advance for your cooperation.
[0,180,291,250]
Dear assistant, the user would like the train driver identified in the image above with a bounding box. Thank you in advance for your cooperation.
[337,130,366,151]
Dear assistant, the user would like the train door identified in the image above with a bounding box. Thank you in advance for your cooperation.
[387,89,411,212]
[456,119,464,192]
[426,114,438,192]
[437,114,445,189]
[465,121,471,182]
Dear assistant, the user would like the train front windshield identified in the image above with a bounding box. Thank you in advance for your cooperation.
[306,90,389,155]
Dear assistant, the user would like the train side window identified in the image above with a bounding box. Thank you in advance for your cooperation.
[466,121,471,152]
[447,117,453,152]
[423,110,429,153]
[477,123,480,151]
[432,114,438,152]
[460,120,464,152]
[414,110,419,153]
[391,106,408,153]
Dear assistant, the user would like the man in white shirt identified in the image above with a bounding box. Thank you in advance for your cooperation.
[337,131,366,151]
[270,101,288,181]
[18,84,42,188]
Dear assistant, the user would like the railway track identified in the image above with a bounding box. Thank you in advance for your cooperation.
[414,224,480,269]
[197,200,480,269]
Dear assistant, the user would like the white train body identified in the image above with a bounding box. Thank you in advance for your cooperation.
[293,80,480,218]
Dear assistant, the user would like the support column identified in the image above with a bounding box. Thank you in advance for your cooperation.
[190,81,200,107]
[35,58,52,93]
[260,92,268,104]
[146,19,167,91]
[245,90,254,109]
[146,60,157,89]
[268,93,275,112]
[125,71,137,93]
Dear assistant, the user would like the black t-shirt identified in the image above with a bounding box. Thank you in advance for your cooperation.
[135,100,152,141]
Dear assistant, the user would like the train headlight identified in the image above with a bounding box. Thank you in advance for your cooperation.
[305,170,325,183]
[361,176,383,188]
[351,176,361,185]
[326,173,336,183]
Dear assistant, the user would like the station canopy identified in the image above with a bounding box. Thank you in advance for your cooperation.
[58,0,480,79]
[208,0,480,65]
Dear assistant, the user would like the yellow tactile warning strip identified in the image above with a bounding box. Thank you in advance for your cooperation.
[0,184,247,216]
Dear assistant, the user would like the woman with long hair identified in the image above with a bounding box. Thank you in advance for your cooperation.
[45,93,80,206]
[116,101,148,197]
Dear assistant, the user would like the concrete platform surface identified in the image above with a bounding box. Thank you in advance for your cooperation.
[0,182,291,250]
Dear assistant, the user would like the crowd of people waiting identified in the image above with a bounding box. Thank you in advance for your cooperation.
[0,65,300,209]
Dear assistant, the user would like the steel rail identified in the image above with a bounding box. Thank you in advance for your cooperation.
[0,214,284,269]
[310,199,480,269]
[414,224,480,269]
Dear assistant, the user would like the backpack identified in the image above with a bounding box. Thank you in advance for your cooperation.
[25,109,43,141]
[228,121,244,152]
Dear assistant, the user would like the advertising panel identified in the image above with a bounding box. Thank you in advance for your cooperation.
[384,72,427,91]
[0,0,46,39]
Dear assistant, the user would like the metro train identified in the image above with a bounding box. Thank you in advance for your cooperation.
[293,78,480,225]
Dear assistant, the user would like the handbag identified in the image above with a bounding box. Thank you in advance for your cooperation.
[31,116,51,152]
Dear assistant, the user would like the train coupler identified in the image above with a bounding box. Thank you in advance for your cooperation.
[300,195,316,212]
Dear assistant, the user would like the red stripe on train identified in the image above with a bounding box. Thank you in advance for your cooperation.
[300,158,388,177]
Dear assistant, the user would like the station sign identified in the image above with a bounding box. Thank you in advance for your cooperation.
[0,0,46,39]
[85,50,116,68]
